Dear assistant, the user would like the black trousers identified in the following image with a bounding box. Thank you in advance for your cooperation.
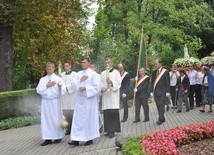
[121,97,128,120]
[154,94,165,122]
[135,97,149,121]
[195,84,202,106]
[189,85,196,108]
[170,86,177,106]
[103,109,121,133]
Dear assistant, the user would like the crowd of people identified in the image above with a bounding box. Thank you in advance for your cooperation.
[36,57,214,146]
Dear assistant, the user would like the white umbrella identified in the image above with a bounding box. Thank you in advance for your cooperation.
[184,44,190,58]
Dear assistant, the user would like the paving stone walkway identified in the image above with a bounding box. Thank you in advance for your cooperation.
[0,102,213,155]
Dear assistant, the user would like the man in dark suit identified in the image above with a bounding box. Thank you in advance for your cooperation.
[117,64,130,122]
[134,68,150,123]
[150,59,170,125]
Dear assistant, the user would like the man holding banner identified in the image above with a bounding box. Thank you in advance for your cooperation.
[134,68,150,123]
[150,59,170,125]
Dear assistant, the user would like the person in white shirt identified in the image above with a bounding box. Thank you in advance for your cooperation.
[68,57,101,146]
[100,57,122,138]
[169,65,180,107]
[90,62,103,132]
[195,66,204,107]
[60,61,77,135]
[36,62,66,146]
[187,64,198,109]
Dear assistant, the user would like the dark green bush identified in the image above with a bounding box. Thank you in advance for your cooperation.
[0,116,40,130]
[0,89,41,120]
[122,136,145,155]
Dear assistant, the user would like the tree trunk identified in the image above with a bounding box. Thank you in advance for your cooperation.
[0,0,15,92]
[0,25,14,92]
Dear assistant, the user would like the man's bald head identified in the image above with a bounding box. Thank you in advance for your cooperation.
[117,63,124,72]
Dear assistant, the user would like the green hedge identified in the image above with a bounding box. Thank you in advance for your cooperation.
[0,89,41,120]
[0,116,40,130]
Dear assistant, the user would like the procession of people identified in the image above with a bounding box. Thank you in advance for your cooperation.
[36,57,214,147]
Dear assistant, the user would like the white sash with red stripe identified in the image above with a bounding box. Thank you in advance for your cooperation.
[137,75,149,87]
[153,68,166,89]
[121,71,128,80]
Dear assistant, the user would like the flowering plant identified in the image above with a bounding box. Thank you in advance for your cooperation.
[141,121,214,155]
[173,57,201,67]
[201,56,214,65]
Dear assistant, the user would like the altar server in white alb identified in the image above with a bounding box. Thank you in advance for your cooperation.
[60,61,77,135]
[90,62,103,132]
[68,57,101,146]
[36,62,66,146]
[100,57,122,138]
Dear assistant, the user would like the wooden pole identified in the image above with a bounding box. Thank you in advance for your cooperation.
[132,28,144,108]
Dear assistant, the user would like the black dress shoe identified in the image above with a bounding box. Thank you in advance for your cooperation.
[190,107,193,110]
[186,109,190,112]
[199,109,205,112]
[68,141,79,146]
[53,139,62,143]
[176,110,182,113]
[84,140,93,146]
[156,121,164,125]
[121,119,127,122]
[133,120,140,123]
[108,133,115,138]
[41,140,52,146]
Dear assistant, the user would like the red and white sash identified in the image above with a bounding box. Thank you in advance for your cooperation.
[137,75,149,87]
[153,68,167,89]
[121,71,128,80]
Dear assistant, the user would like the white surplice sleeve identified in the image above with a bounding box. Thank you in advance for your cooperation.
[110,70,122,91]
[86,73,101,98]
[67,72,77,94]
[36,77,48,98]
[59,78,66,96]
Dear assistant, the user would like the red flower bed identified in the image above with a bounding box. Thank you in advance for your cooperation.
[141,121,214,155]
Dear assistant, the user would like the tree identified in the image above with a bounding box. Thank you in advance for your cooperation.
[12,0,86,89]
[0,0,16,92]
[90,0,214,75]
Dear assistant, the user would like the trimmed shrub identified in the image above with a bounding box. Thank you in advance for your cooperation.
[0,116,39,130]
[0,89,41,120]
